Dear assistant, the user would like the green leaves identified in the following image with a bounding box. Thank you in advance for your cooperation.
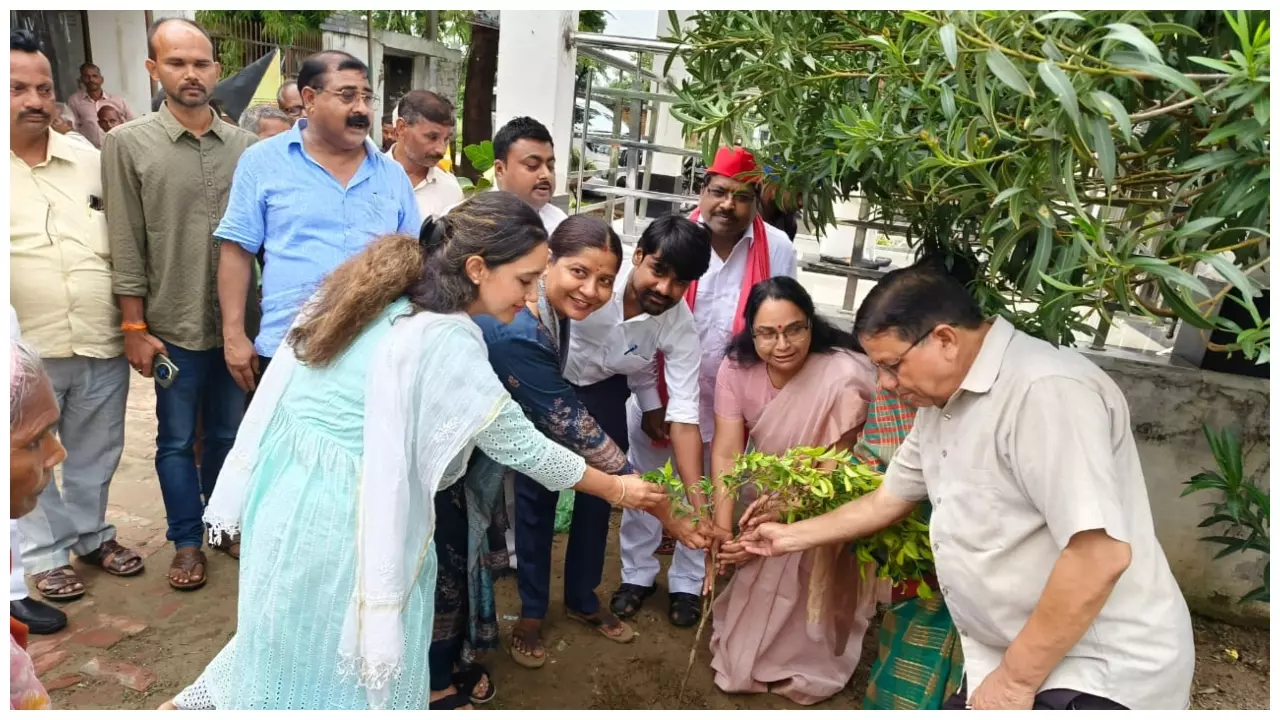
[671,10,1268,359]
[986,47,1034,97]
[1038,61,1081,130]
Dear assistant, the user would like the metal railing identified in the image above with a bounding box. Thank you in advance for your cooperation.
[203,17,323,81]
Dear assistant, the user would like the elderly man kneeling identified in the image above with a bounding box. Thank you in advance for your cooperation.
[740,260,1194,710]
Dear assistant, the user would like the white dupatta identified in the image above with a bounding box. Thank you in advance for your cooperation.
[203,303,508,709]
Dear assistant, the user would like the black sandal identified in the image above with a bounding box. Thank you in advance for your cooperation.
[428,690,473,710]
[452,662,496,705]
[669,592,701,628]
[609,583,655,619]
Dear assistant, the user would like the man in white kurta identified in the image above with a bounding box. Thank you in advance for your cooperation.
[611,147,798,627]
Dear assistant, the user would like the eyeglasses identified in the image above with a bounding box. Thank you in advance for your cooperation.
[706,186,755,204]
[318,88,379,109]
[875,326,935,381]
[282,105,304,118]
[752,320,810,345]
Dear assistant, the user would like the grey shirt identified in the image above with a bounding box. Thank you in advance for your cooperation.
[103,103,258,351]
[882,317,1194,709]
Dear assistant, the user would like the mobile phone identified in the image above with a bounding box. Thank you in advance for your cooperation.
[154,355,180,389]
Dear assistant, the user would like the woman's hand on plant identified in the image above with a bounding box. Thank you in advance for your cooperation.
[739,493,783,531]
[666,516,709,550]
[739,522,800,557]
[716,538,754,571]
[617,474,666,510]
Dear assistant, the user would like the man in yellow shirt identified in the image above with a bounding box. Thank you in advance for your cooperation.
[9,29,142,613]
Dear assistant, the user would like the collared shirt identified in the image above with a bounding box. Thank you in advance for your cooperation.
[67,90,134,148]
[216,119,420,357]
[10,129,122,359]
[564,262,701,425]
[384,144,464,220]
[631,221,797,441]
[538,202,568,235]
[103,104,258,351]
[882,317,1195,710]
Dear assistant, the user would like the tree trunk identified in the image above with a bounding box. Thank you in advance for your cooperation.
[459,23,498,182]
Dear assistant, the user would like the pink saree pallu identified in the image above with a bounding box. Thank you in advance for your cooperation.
[708,349,880,705]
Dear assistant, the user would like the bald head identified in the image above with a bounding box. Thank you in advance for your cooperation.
[147,17,213,61]
[145,18,218,110]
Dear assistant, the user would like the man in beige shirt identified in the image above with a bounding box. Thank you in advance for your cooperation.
[9,29,143,616]
[102,17,258,592]
[740,261,1195,710]
[386,90,463,220]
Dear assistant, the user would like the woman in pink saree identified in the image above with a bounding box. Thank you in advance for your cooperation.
[707,277,880,705]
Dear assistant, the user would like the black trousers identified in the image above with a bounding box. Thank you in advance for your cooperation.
[513,374,630,619]
[943,679,1128,710]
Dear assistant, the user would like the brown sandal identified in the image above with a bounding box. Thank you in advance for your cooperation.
[566,607,635,644]
[211,533,240,560]
[508,621,547,669]
[79,539,145,577]
[168,547,208,591]
[32,565,86,602]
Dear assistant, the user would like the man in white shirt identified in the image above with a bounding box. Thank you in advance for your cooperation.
[560,215,712,627]
[386,90,463,221]
[610,146,798,627]
[742,262,1195,710]
[493,116,567,234]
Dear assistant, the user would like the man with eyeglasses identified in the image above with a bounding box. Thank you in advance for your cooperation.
[103,17,260,592]
[740,261,1195,710]
[9,28,137,631]
[609,146,798,629]
[277,79,304,121]
[215,49,419,398]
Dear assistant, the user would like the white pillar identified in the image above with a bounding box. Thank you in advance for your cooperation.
[496,10,578,203]
[85,11,153,118]
[652,11,694,178]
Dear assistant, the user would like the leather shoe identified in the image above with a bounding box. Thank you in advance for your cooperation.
[11,597,68,635]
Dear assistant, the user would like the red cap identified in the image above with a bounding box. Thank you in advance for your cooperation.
[705,146,759,183]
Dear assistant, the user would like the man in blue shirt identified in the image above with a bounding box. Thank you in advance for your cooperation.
[216,50,420,392]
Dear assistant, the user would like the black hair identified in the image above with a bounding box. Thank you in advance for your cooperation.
[79,62,99,73]
[493,116,553,164]
[853,258,985,342]
[410,191,548,313]
[297,50,369,93]
[549,215,623,272]
[398,90,454,127]
[146,18,213,61]
[635,215,712,283]
[727,277,860,366]
[11,28,41,53]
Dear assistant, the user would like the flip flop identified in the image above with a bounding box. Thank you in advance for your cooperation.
[79,539,145,577]
[509,622,547,669]
[566,608,635,644]
[452,662,496,705]
[32,566,86,602]
[168,547,208,591]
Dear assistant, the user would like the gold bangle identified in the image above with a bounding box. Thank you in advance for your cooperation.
[615,476,627,506]
[121,321,148,332]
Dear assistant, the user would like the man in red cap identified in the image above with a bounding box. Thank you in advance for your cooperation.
[611,146,798,628]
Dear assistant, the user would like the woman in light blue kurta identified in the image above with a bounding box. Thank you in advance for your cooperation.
[165,193,664,710]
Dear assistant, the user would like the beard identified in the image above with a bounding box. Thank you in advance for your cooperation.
[166,82,210,109]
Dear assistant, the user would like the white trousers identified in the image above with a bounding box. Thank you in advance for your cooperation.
[618,397,708,596]
[10,521,28,601]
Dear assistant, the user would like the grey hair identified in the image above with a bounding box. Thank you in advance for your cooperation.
[55,102,75,127]
[239,104,292,134]
[10,337,48,430]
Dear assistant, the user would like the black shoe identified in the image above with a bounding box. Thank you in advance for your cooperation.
[610,583,656,619]
[11,597,68,635]
[668,592,701,628]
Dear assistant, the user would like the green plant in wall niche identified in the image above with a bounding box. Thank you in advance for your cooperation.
[1181,424,1269,603]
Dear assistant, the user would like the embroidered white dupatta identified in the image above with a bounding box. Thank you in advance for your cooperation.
[203,303,507,709]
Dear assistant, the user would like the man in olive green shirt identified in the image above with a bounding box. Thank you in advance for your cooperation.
[102,17,257,592]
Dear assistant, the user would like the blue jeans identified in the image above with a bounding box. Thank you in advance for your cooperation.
[514,374,629,619]
[153,340,245,549]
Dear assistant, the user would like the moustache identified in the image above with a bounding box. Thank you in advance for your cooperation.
[180,83,206,94]
[346,115,371,129]
[18,109,49,121]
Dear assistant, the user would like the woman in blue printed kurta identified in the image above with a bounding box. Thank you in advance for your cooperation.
[430,216,696,701]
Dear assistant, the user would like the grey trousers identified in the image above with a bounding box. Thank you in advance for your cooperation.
[18,354,130,575]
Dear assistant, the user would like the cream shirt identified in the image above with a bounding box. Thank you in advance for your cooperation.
[9,130,122,359]
[882,317,1194,709]
[384,145,465,220]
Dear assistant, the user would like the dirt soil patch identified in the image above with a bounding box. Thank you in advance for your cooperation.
[32,376,1270,709]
